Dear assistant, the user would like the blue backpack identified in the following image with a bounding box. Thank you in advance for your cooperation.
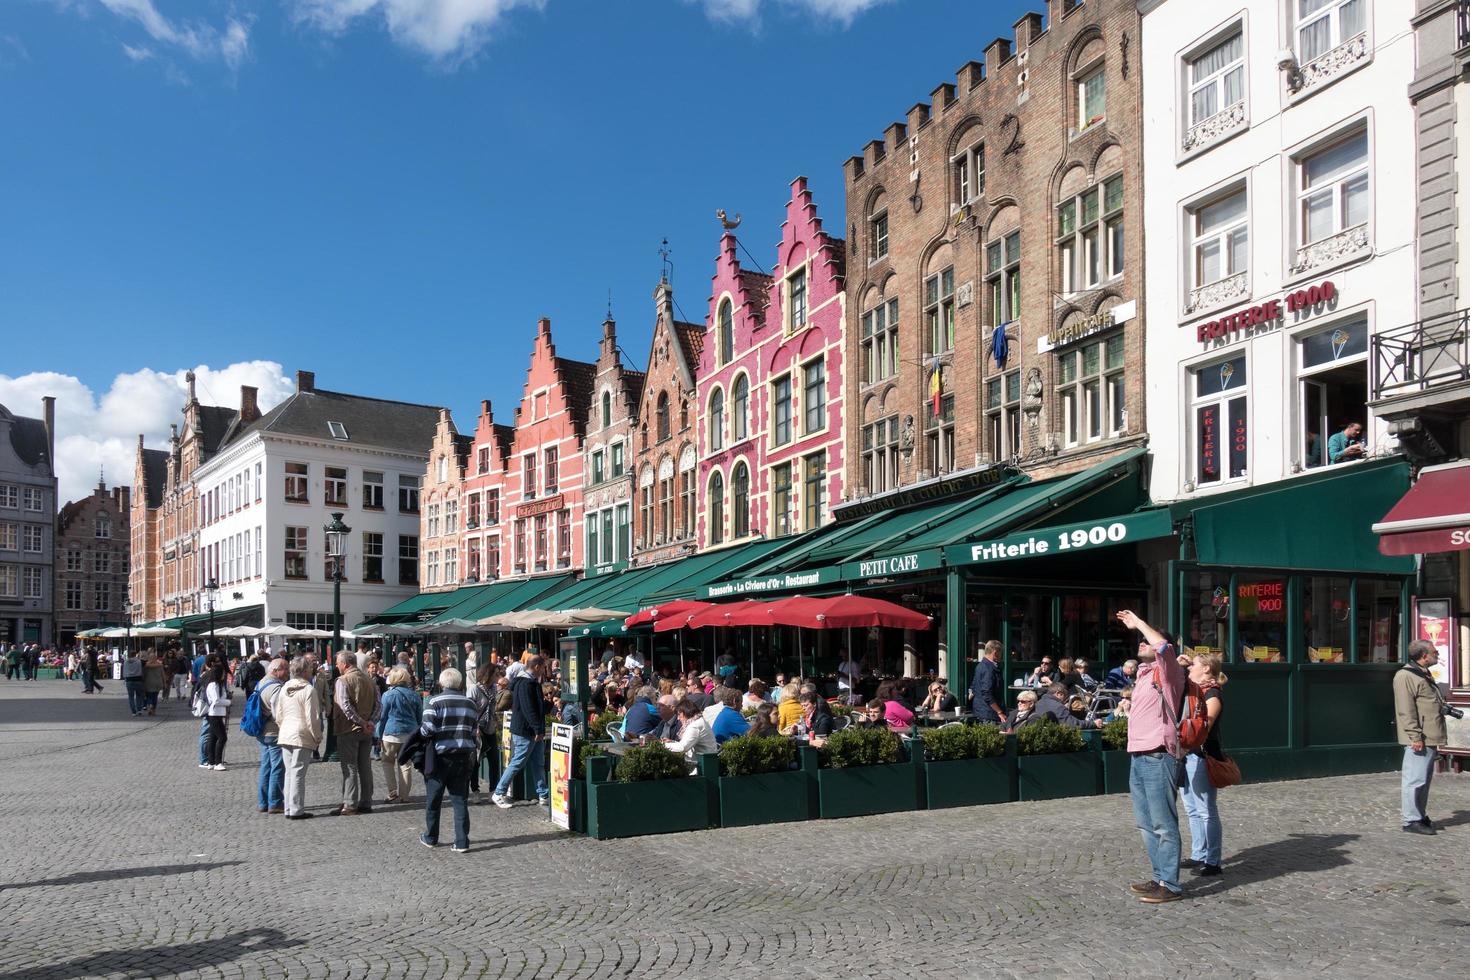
[240,679,277,739]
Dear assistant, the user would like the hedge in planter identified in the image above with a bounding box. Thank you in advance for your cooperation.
[717,735,811,828]
[1099,717,1131,795]
[815,727,920,819]
[1015,719,1099,802]
[920,723,1014,809]
[586,742,713,840]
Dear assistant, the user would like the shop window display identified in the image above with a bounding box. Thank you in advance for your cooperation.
[1236,577,1287,662]
[1355,578,1400,664]
[1303,576,1351,662]
[1182,570,1230,656]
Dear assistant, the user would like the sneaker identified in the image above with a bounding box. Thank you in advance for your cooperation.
[491,794,513,810]
[538,797,550,808]
[1179,859,1202,870]
[198,763,211,769]
[1139,887,1184,904]
[211,764,226,771]
[420,834,437,848]
[451,844,469,853]
[1192,864,1223,877]
[1129,881,1160,896]
[1403,822,1437,836]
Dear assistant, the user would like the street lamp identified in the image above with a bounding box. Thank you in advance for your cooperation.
[203,578,219,655]
[324,512,351,763]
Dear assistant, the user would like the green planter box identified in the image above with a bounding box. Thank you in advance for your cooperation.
[816,762,920,820]
[1017,750,1099,801]
[568,779,587,835]
[586,766,713,840]
[1101,750,1131,795]
[924,756,1014,809]
[718,769,813,828]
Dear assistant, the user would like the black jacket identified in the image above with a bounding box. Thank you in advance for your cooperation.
[968,658,1003,722]
[1024,694,1086,729]
[509,675,547,738]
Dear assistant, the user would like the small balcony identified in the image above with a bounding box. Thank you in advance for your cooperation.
[1370,308,1470,459]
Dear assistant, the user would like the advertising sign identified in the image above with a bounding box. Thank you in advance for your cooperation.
[944,509,1172,567]
[1416,598,1454,687]
[499,710,514,785]
[549,723,575,831]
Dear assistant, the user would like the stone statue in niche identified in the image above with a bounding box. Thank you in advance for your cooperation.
[900,415,916,457]
[1022,367,1044,428]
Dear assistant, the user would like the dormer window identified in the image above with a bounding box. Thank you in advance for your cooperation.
[327,420,348,440]
[787,268,808,331]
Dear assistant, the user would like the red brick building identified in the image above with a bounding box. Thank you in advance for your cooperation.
[462,400,514,584]
[632,279,703,567]
[55,480,131,645]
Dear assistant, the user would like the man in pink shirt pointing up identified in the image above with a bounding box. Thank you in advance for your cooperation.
[1118,609,1188,904]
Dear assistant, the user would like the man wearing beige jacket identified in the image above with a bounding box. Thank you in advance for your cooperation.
[1394,640,1446,836]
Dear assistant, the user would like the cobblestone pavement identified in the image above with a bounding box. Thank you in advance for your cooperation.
[1,681,1468,979]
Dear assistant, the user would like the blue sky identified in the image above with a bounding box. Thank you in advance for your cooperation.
[1,0,1018,500]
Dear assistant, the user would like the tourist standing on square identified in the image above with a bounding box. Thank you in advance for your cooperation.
[1395,639,1447,835]
[418,668,478,852]
[331,651,380,815]
[273,657,323,820]
[492,655,549,809]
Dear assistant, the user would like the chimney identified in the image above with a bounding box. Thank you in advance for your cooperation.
[116,485,130,515]
[295,370,315,393]
[1014,12,1044,50]
[239,385,260,423]
[185,370,197,404]
[42,396,55,467]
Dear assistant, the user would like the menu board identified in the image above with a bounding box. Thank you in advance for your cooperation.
[549,723,575,831]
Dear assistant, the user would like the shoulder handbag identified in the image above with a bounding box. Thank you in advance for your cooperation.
[1205,753,1241,789]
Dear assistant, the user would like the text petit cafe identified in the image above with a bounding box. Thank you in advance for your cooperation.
[1196,280,1337,343]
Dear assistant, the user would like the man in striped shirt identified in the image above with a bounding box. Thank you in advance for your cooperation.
[418,667,478,852]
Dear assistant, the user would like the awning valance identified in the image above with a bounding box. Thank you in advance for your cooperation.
[1373,460,1470,556]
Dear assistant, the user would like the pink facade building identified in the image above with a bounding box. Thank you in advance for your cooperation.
[696,177,847,549]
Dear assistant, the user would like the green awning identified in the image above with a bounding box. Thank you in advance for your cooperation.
[361,588,462,626]
[638,538,791,603]
[451,574,574,622]
[1179,457,1415,575]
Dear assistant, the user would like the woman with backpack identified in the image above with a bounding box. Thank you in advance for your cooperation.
[1179,652,1228,877]
[202,662,232,770]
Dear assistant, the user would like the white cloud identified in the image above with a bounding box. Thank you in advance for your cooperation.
[695,0,889,25]
[121,42,154,60]
[0,362,293,508]
[290,0,545,61]
[62,1,250,68]
[0,34,31,69]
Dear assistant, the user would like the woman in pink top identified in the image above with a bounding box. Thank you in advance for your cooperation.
[874,680,915,731]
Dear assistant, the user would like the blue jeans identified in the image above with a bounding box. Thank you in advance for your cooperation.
[424,751,472,848]
[125,680,145,714]
[1180,753,1222,865]
[198,718,210,765]
[493,734,548,799]
[257,737,284,810]
[1402,745,1437,825]
[1130,752,1182,894]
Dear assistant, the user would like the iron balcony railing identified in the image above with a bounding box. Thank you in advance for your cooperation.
[1372,307,1470,400]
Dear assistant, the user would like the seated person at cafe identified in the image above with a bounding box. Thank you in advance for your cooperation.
[747,703,778,738]
[1026,682,1098,729]
[1004,690,1038,731]
[777,680,804,730]
[1107,689,1132,721]
[663,699,716,772]
[742,679,769,711]
[856,699,887,727]
[1074,658,1099,691]
[874,680,915,732]
[917,679,958,713]
[790,686,835,746]
[1103,659,1137,690]
[771,672,788,703]
[652,694,682,740]
[622,685,662,739]
[1056,658,1084,692]
[703,685,735,727]
[709,688,751,745]
[1024,658,1058,688]
[684,680,712,712]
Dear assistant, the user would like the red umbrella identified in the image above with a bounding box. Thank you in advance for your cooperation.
[770,594,932,631]
[685,599,771,630]
[624,599,713,630]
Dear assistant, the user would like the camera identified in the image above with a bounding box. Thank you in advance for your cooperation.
[1443,704,1465,721]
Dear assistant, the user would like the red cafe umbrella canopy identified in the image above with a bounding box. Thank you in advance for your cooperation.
[624,599,714,630]
[685,599,771,630]
[767,594,932,631]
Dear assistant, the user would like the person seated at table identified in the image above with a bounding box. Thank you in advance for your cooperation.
[709,688,751,745]
[663,699,716,773]
[855,699,887,728]
[684,681,712,712]
[747,703,778,738]
[651,694,682,740]
[1004,690,1038,731]
[622,685,661,740]
[1024,658,1058,688]
[1104,659,1138,691]
[702,686,734,727]
[1107,689,1133,722]
[777,680,804,731]
[1074,658,1099,691]
[771,672,789,703]
[789,687,835,746]
[874,681,915,732]
[699,671,717,695]
[1056,658,1084,692]
[1025,682,1097,729]
[742,679,769,711]
[917,680,958,714]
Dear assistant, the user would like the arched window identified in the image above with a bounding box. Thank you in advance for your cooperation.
[732,462,750,538]
[656,392,670,442]
[718,299,734,366]
[709,389,725,452]
[733,376,749,442]
[601,391,612,429]
[708,472,725,546]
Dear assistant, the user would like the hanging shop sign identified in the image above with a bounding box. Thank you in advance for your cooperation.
[945,509,1172,567]
[840,549,944,583]
[1037,300,1137,353]
[1195,280,1337,343]
[700,566,841,600]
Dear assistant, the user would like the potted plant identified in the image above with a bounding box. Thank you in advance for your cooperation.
[1015,719,1099,801]
[585,743,714,840]
[814,727,921,819]
[1099,717,1131,795]
[716,734,811,828]
[921,723,1013,809]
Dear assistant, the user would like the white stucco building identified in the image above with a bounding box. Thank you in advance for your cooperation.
[193,371,439,632]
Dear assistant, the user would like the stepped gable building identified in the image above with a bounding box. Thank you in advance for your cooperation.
[421,410,471,592]
[462,400,515,585]
[696,176,847,548]
[632,278,703,567]
[192,371,439,632]
[842,0,1145,508]
[130,439,168,624]
[55,480,131,645]
[584,315,644,575]
[0,396,57,646]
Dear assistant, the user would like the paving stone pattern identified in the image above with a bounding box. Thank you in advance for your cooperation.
[1,682,1468,979]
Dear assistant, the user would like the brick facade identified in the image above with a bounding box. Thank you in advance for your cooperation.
[462,400,513,585]
[54,481,131,644]
[584,317,643,574]
[696,177,847,548]
[632,280,702,567]
[420,409,469,592]
[843,0,1146,508]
